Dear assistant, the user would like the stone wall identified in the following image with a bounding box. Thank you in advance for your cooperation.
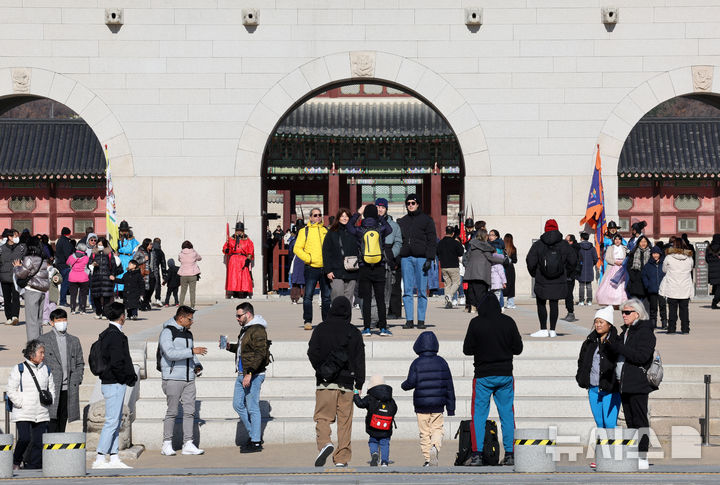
[3,1,720,296]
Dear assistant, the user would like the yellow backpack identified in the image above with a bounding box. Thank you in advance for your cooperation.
[361,229,383,264]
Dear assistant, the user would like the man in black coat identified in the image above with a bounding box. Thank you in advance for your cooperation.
[54,227,74,307]
[92,302,137,470]
[561,234,581,322]
[526,219,578,338]
[463,294,523,466]
[437,226,465,309]
[307,296,365,467]
[706,234,720,309]
[397,194,437,329]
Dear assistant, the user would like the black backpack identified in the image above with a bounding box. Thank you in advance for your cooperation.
[482,419,501,466]
[454,419,473,466]
[540,244,564,279]
[89,334,107,376]
[317,331,352,384]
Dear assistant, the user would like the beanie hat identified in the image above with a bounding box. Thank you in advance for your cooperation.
[651,245,663,256]
[594,306,614,326]
[364,204,378,220]
[61,227,71,235]
[405,193,418,204]
[544,219,559,233]
[374,198,388,208]
[368,375,385,389]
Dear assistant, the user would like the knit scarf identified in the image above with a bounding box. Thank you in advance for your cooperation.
[632,247,650,271]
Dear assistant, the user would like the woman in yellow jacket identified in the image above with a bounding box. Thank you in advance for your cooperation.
[294,209,330,330]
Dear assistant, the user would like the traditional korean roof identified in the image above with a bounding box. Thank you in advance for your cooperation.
[0,119,105,179]
[618,118,720,178]
[275,100,454,138]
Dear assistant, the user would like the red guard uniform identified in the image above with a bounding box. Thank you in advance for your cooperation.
[223,235,254,293]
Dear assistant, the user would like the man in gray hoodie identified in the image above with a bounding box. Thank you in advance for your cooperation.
[158,305,207,456]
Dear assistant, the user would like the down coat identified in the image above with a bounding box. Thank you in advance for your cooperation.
[14,255,49,293]
[705,234,720,286]
[659,248,695,300]
[89,247,120,297]
[526,230,577,300]
[6,360,56,423]
[401,331,456,415]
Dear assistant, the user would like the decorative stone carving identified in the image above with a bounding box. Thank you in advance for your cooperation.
[85,401,133,451]
[350,51,375,78]
[11,68,30,94]
[692,65,713,92]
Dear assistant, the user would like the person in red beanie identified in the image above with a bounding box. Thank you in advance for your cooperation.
[525,219,577,337]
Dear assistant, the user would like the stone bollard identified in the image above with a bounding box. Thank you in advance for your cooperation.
[513,428,555,472]
[0,434,13,478]
[595,427,639,472]
[42,432,86,478]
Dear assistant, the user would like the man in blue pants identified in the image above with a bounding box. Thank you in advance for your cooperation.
[463,294,523,466]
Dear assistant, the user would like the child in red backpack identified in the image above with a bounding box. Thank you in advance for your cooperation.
[353,375,397,467]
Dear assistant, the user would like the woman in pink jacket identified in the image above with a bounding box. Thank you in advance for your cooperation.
[66,242,90,314]
[178,240,202,309]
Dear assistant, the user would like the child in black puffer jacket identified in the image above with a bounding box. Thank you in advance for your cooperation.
[402,330,456,466]
[353,375,397,467]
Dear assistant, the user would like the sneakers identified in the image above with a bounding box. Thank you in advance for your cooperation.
[95,315,103,320]
[530,329,550,338]
[429,445,439,466]
[589,462,596,469]
[468,454,483,466]
[362,328,372,337]
[402,321,414,329]
[638,457,649,470]
[380,461,388,467]
[241,441,262,453]
[549,330,557,338]
[181,441,204,455]
[578,301,585,306]
[501,452,514,466]
[370,452,380,467]
[452,299,458,308]
[423,461,430,467]
[107,455,132,469]
[444,296,453,309]
[315,443,334,467]
[506,304,516,309]
[160,441,176,456]
[379,328,392,337]
[92,456,108,469]
[416,320,426,329]
[334,462,347,467]
[458,296,466,306]
[304,322,312,331]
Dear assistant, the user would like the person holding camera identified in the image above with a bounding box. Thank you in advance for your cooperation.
[6,339,56,470]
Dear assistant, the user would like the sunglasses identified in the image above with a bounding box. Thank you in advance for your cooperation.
[406,201,417,206]
[310,213,321,218]
[621,310,635,315]
[236,313,246,319]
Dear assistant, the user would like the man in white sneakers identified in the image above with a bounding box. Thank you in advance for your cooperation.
[158,305,207,456]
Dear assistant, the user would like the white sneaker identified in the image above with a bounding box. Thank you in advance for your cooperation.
[92,456,108,469]
[161,441,176,456]
[429,445,439,466]
[530,329,550,338]
[452,299,458,307]
[638,458,649,470]
[181,441,204,455]
[107,456,132,469]
[549,330,557,338]
[458,296,466,306]
[578,301,585,306]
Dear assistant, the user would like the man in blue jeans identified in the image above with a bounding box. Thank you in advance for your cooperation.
[463,294,523,466]
[93,302,138,469]
[225,302,270,453]
[397,194,437,329]
[293,208,330,330]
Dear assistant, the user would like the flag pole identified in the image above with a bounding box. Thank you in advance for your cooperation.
[105,145,120,252]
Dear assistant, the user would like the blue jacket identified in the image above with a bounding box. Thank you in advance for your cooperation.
[401,331,456,415]
[577,240,598,283]
[641,247,665,294]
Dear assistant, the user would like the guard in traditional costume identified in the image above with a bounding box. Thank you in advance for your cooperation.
[223,222,254,298]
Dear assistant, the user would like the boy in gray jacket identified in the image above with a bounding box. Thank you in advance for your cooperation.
[158,306,207,456]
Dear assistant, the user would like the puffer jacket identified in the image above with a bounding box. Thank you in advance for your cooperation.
[89,248,120,297]
[14,255,49,292]
[353,384,398,439]
[397,209,437,259]
[159,318,201,381]
[6,360,56,423]
[227,315,269,376]
[134,246,151,288]
[401,331,456,415]
[576,326,619,393]
[178,248,202,276]
[659,248,695,300]
[0,242,26,283]
[641,247,665,294]
[293,222,327,269]
[577,240,598,283]
[607,319,657,394]
[706,234,720,285]
[464,239,504,284]
[66,251,90,283]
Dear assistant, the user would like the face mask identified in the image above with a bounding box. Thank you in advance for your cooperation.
[0,238,6,245]
[54,320,68,333]
[97,245,104,250]
[12,237,19,244]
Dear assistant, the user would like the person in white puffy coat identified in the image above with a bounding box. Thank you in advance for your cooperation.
[659,240,695,334]
[6,340,56,470]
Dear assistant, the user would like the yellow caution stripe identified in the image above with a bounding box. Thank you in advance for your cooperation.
[596,439,636,445]
[0,444,13,451]
[513,439,555,446]
[43,443,86,450]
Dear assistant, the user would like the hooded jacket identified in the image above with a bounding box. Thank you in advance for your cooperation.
[66,250,90,283]
[659,248,695,300]
[641,247,665,294]
[397,209,437,259]
[606,319,656,394]
[89,247,120,297]
[525,230,577,300]
[401,331,456,415]
[307,296,365,391]
[159,317,202,381]
[464,239,504,284]
[346,212,392,266]
[463,295,523,378]
[14,255,50,293]
[576,326,619,393]
[226,314,269,376]
[705,234,720,285]
[178,248,202,277]
[382,215,403,265]
[6,360,56,423]
[322,224,359,280]
[353,384,398,439]
[293,222,328,269]
[577,240,598,283]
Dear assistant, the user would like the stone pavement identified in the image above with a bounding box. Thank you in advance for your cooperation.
[1,295,719,367]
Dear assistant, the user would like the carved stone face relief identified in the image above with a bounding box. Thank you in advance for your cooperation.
[350,52,375,78]
[692,65,713,92]
[12,68,30,94]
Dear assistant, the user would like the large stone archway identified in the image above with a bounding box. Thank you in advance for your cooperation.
[0,67,134,176]
[597,65,720,216]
